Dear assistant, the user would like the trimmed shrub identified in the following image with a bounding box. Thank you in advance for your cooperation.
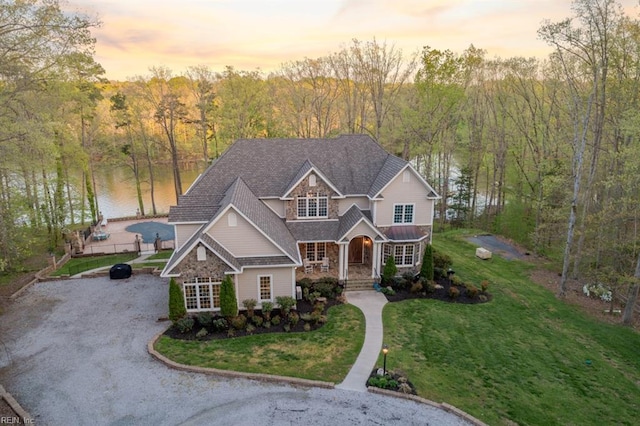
[196,328,208,339]
[251,315,264,327]
[261,301,274,321]
[276,296,296,317]
[433,249,452,270]
[382,256,397,283]
[297,277,313,290]
[271,315,281,325]
[449,286,460,299]
[242,298,257,317]
[466,284,479,298]
[289,311,300,326]
[197,311,213,327]
[313,280,337,298]
[212,317,228,331]
[220,275,238,317]
[168,278,187,323]
[245,323,256,334]
[410,282,423,294]
[175,317,194,333]
[420,244,434,281]
[231,314,247,330]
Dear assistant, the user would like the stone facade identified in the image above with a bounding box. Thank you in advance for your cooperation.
[285,175,339,220]
[173,247,234,283]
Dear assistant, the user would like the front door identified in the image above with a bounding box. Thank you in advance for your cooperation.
[349,237,363,264]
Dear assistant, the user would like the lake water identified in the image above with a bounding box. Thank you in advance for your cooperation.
[93,162,207,220]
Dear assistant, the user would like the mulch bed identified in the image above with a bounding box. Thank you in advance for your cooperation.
[382,276,492,304]
[164,298,341,341]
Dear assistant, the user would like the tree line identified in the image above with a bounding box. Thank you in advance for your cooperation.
[0,0,638,322]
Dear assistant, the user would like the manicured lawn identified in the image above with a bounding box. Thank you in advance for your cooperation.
[146,250,173,260]
[155,304,364,383]
[52,253,138,276]
[381,230,640,426]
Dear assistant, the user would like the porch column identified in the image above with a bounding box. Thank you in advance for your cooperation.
[338,244,345,280]
[371,241,379,278]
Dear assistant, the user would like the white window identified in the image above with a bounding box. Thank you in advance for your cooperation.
[297,192,328,218]
[197,245,207,261]
[258,275,272,302]
[183,278,221,312]
[403,170,411,183]
[383,244,417,267]
[306,242,326,262]
[309,174,317,187]
[393,204,414,224]
[228,212,237,227]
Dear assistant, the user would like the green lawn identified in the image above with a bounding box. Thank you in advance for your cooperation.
[155,303,364,383]
[152,229,639,425]
[51,253,138,276]
[146,250,173,260]
[381,230,640,426]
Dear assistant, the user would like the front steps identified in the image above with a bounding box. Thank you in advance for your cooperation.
[344,279,377,292]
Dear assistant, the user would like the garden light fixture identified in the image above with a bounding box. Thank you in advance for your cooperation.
[382,344,389,376]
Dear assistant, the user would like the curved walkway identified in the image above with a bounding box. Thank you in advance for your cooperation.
[336,291,388,391]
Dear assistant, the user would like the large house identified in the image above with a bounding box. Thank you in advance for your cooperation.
[161,135,440,313]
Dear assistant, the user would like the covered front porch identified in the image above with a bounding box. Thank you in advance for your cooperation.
[295,236,384,282]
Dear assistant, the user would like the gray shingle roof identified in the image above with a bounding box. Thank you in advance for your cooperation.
[287,221,341,242]
[169,135,401,223]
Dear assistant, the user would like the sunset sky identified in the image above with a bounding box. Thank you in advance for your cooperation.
[67,0,640,81]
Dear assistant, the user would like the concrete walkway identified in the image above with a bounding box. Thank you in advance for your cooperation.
[336,290,388,391]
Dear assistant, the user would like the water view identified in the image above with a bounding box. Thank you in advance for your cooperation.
[92,162,207,220]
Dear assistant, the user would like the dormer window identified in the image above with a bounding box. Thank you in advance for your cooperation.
[297,192,328,218]
[309,174,317,187]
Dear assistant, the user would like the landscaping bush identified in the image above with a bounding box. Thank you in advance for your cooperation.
[242,298,257,317]
[197,311,213,327]
[382,255,397,283]
[212,317,228,331]
[297,277,313,290]
[367,375,399,390]
[271,315,281,326]
[433,249,452,270]
[220,275,238,317]
[251,315,264,327]
[466,284,479,298]
[313,280,338,298]
[449,286,460,299]
[276,295,296,317]
[231,314,247,330]
[196,328,208,339]
[245,323,256,334]
[420,243,434,281]
[175,317,195,333]
[289,311,300,326]
[381,287,395,296]
[168,278,187,323]
[410,281,423,294]
[261,301,274,321]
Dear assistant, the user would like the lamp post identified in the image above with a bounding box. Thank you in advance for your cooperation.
[447,268,455,285]
[382,344,389,376]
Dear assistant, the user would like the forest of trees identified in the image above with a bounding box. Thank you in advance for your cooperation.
[1,0,639,321]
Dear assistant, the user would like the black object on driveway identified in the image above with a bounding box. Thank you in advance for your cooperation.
[110,263,132,279]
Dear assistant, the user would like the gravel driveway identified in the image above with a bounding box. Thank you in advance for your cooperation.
[0,275,472,426]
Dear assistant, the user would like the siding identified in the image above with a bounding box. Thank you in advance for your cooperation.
[262,199,285,218]
[236,267,295,307]
[338,197,370,215]
[208,209,283,257]
[175,224,203,249]
[344,220,378,241]
[375,172,434,227]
